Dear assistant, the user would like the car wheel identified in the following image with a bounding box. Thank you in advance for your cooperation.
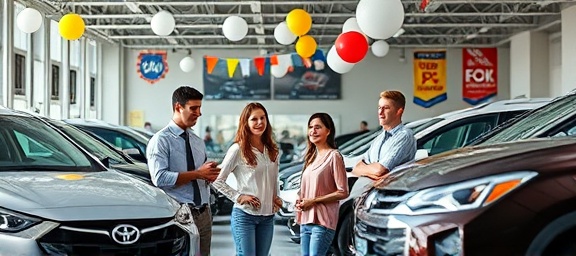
[336,211,355,256]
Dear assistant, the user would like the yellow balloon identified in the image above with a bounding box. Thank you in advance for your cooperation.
[59,13,85,40]
[296,35,317,58]
[286,9,312,36]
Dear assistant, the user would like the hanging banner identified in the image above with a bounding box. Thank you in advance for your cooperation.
[462,48,498,105]
[239,59,251,77]
[203,57,271,100]
[136,50,168,84]
[413,50,447,108]
[205,56,219,74]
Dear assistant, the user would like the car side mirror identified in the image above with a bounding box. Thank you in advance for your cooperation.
[122,148,146,163]
[415,149,429,160]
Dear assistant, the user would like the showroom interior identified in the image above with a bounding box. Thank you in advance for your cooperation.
[2,0,576,255]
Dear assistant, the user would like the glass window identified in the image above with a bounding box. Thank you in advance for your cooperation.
[90,77,96,107]
[70,70,77,104]
[420,115,497,156]
[0,116,92,169]
[14,53,25,95]
[70,40,81,68]
[51,64,60,100]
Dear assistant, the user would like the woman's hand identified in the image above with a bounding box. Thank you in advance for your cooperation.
[273,196,282,212]
[237,194,261,210]
[295,198,316,211]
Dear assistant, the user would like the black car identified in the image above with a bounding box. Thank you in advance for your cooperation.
[355,137,576,256]
[63,119,150,163]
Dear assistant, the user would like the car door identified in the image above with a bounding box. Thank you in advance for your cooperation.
[418,114,498,156]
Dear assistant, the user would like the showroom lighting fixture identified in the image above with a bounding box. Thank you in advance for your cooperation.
[393,28,405,38]
[479,27,490,33]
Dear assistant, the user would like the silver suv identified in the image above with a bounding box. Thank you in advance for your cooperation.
[0,108,198,255]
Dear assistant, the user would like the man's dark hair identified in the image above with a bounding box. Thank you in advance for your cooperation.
[361,121,368,126]
[172,86,203,111]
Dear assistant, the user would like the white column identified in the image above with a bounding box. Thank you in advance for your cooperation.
[509,30,549,98]
[25,32,34,109]
[42,17,51,116]
[2,0,14,108]
[61,40,70,119]
[561,5,576,94]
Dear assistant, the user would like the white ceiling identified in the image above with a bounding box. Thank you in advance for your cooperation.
[21,0,574,51]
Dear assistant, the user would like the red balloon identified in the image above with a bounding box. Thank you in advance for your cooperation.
[335,31,369,64]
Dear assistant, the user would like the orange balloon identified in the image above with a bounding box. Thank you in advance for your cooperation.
[295,35,317,58]
[286,9,312,36]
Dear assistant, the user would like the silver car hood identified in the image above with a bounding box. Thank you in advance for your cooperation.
[0,171,179,221]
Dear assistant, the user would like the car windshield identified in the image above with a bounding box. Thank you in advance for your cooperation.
[407,118,444,134]
[49,121,130,165]
[481,94,576,145]
[0,115,93,171]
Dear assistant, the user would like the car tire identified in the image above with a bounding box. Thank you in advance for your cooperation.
[336,211,355,256]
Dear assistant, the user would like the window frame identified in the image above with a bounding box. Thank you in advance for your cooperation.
[51,64,60,100]
[69,69,77,104]
[14,53,26,96]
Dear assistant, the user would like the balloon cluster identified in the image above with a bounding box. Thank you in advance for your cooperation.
[327,0,404,74]
[16,8,86,41]
[274,9,316,59]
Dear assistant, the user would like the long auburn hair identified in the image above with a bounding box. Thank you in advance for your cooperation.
[303,113,337,169]
[234,102,279,166]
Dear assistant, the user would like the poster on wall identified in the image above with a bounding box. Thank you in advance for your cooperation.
[413,50,447,108]
[273,57,341,100]
[462,48,498,105]
[137,50,169,84]
[203,57,271,100]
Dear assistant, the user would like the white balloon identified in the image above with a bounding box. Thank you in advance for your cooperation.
[371,40,390,57]
[222,16,248,42]
[17,8,43,33]
[179,56,195,73]
[356,0,405,40]
[342,18,362,33]
[151,11,175,36]
[327,46,354,74]
[271,64,289,78]
[274,22,297,45]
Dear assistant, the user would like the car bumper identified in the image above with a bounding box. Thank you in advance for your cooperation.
[0,219,198,256]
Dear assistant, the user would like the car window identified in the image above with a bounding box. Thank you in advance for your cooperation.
[419,115,497,155]
[408,118,444,134]
[341,129,382,156]
[550,119,576,137]
[81,127,146,154]
[0,116,92,170]
[481,95,576,144]
[52,122,129,165]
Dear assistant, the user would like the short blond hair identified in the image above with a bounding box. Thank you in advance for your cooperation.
[380,90,406,109]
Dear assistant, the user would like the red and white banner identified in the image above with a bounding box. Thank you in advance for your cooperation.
[462,48,497,105]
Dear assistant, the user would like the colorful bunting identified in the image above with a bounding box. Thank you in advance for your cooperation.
[205,56,219,74]
[226,58,239,78]
[254,57,266,76]
[239,59,251,77]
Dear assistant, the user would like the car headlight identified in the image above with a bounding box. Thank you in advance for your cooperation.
[0,208,40,232]
[174,204,194,225]
[368,171,537,215]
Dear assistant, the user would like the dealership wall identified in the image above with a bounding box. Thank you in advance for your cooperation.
[122,47,511,135]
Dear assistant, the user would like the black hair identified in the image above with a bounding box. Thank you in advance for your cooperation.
[172,86,203,111]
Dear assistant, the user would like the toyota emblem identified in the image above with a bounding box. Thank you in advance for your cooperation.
[111,224,140,245]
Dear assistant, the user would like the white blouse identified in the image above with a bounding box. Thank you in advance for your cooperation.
[213,143,279,216]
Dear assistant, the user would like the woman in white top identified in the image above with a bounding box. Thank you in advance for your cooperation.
[213,102,282,256]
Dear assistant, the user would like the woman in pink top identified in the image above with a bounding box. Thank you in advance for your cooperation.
[296,113,349,256]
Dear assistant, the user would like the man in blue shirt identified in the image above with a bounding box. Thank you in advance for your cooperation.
[352,90,416,180]
[147,86,221,256]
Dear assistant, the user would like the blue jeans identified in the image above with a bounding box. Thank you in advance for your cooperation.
[230,207,275,256]
[300,224,336,256]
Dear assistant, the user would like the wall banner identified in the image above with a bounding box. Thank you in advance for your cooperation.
[136,50,168,84]
[462,48,498,105]
[413,50,447,108]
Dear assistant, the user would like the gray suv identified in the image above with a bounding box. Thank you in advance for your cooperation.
[0,107,198,255]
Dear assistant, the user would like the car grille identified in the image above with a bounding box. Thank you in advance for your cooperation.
[38,218,188,255]
[355,219,406,256]
[370,189,410,211]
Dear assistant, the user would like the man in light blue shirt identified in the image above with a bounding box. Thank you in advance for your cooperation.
[352,90,416,180]
[147,86,220,256]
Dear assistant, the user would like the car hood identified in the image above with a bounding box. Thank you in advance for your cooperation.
[0,171,179,221]
[375,138,576,192]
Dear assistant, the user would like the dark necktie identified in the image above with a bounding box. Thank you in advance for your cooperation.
[377,131,391,158]
[181,131,202,207]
